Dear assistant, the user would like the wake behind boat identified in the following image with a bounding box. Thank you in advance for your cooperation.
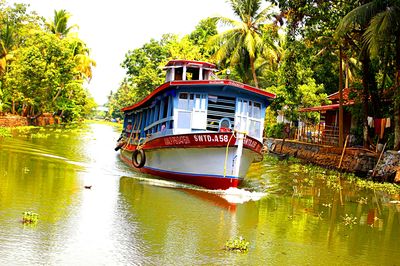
[116,60,275,189]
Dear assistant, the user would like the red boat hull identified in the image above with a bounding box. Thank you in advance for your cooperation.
[120,153,241,190]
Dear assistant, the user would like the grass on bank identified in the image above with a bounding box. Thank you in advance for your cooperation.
[0,119,122,139]
[264,154,400,195]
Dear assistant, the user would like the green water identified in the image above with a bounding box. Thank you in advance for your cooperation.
[0,123,399,265]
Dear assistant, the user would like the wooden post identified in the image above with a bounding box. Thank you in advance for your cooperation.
[338,135,349,169]
[337,135,349,206]
[372,142,387,177]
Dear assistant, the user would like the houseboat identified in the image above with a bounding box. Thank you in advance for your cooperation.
[116,60,275,190]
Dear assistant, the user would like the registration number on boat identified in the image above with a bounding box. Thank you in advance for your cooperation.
[193,134,229,143]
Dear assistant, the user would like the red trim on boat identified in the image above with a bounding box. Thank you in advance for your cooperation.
[123,132,263,154]
[121,80,275,112]
[120,153,240,190]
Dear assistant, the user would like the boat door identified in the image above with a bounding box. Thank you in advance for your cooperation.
[191,94,207,129]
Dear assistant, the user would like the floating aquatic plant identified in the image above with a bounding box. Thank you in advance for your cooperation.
[357,197,368,205]
[342,214,357,227]
[22,211,39,224]
[322,203,332,208]
[225,236,250,253]
[30,132,50,139]
[0,127,11,137]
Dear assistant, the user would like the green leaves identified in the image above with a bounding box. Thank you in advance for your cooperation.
[0,5,95,121]
[22,211,39,224]
[225,236,250,253]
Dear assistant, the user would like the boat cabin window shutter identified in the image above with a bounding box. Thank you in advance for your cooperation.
[177,93,191,130]
[178,93,188,109]
[176,92,207,131]
[235,99,248,133]
[235,99,263,140]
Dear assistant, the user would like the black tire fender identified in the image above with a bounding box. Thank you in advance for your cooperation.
[132,149,146,168]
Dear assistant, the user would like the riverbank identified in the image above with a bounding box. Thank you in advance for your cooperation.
[0,113,59,127]
[265,138,400,182]
[0,114,28,127]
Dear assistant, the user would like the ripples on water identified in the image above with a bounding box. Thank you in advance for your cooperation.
[1,123,400,265]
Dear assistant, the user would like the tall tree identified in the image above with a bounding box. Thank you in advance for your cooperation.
[362,0,400,150]
[209,0,275,87]
[336,0,400,149]
[189,18,218,58]
[46,9,77,38]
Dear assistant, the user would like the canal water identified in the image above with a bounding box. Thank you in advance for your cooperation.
[0,123,399,265]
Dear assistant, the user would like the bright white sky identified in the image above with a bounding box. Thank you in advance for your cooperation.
[8,0,234,105]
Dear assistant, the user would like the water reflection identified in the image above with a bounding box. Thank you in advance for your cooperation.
[118,176,261,265]
[1,123,400,265]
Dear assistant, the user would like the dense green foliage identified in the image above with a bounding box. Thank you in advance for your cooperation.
[109,0,399,149]
[0,2,96,122]
[109,0,342,123]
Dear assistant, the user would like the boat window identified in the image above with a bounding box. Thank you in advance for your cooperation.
[241,101,248,116]
[186,67,200,80]
[235,99,263,140]
[178,93,188,109]
[188,94,195,110]
[175,68,183,80]
[203,70,211,80]
[176,92,207,131]
[253,102,261,119]
[162,97,169,119]
[177,112,191,129]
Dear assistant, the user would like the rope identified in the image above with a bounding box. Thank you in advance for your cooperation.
[223,130,238,177]
[134,112,143,142]
[122,112,139,149]
[136,136,149,151]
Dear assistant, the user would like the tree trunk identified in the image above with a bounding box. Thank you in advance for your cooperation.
[338,46,344,147]
[395,106,400,150]
[360,53,370,148]
[394,34,400,150]
[12,99,15,114]
[250,57,258,88]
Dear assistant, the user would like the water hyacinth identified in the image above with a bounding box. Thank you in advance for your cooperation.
[22,211,39,224]
[0,127,11,137]
[225,236,250,253]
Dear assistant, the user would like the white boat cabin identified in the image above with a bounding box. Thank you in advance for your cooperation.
[122,60,273,142]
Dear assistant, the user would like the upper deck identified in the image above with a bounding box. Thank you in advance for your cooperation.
[121,60,275,142]
[122,60,275,112]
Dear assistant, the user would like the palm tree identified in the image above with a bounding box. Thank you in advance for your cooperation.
[337,0,400,150]
[209,0,275,87]
[70,38,96,81]
[46,9,77,38]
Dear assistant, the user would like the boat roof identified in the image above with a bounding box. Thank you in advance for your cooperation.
[121,80,276,112]
[164,60,217,69]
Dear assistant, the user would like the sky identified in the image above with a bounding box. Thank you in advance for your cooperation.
[9,0,234,105]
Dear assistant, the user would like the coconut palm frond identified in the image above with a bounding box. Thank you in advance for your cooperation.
[254,5,274,22]
[213,16,241,28]
[364,11,390,56]
[336,1,379,37]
